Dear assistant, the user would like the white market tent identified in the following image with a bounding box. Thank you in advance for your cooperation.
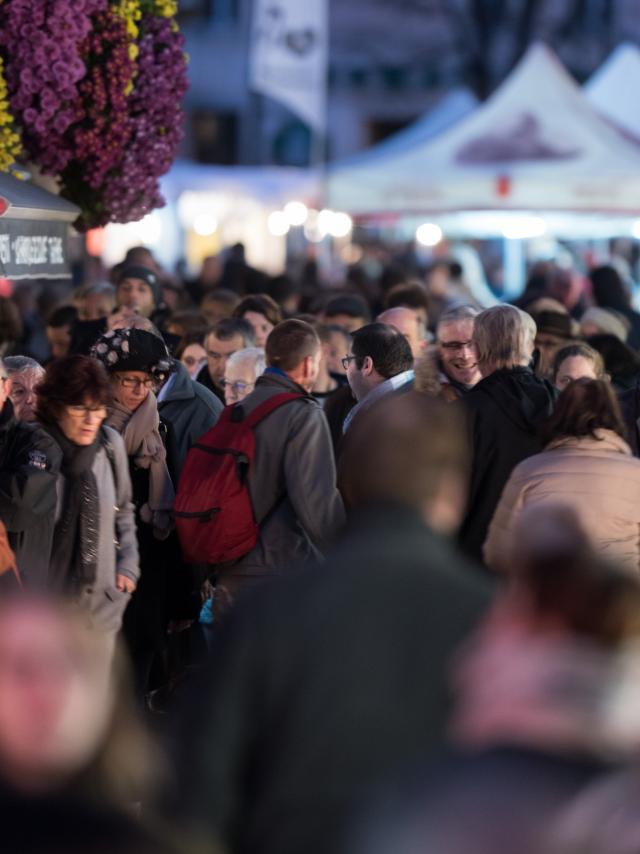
[585,42,640,142]
[330,88,478,170]
[327,44,640,237]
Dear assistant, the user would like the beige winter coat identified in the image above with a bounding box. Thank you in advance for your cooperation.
[484,429,640,575]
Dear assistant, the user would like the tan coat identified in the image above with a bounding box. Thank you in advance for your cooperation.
[484,429,640,574]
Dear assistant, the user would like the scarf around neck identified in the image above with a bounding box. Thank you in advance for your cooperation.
[46,421,101,593]
[107,391,174,539]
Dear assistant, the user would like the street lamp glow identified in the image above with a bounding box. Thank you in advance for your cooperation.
[501,215,546,240]
[134,212,162,246]
[268,210,290,237]
[416,223,443,247]
[318,209,334,238]
[193,213,217,236]
[303,209,323,242]
[328,211,353,238]
[284,201,309,226]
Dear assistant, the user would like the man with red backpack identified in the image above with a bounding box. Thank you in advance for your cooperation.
[176,319,345,614]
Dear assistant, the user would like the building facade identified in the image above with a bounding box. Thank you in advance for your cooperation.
[178,0,640,168]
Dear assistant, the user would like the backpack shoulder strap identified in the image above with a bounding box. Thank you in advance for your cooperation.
[240,392,305,430]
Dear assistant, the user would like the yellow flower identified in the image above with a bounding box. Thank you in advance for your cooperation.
[154,0,177,17]
[114,0,142,96]
[0,57,21,172]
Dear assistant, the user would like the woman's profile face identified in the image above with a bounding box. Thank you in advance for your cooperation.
[243,311,274,348]
[555,355,598,391]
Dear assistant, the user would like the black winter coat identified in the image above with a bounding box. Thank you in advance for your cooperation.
[167,504,492,854]
[618,383,640,457]
[0,401,61,586]
[458,367,556,563]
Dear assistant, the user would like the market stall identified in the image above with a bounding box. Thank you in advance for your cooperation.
[0,171,79,281]
[327,44,640,223]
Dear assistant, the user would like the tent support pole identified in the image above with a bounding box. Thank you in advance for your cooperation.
[503,237,525,301]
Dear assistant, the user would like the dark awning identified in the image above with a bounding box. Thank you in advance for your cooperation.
[0,171,79,280]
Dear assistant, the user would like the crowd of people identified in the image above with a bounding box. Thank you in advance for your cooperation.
[2,244,640,852]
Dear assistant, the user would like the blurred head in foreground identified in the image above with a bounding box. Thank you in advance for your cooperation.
[0,596,157,803]
[453,504,640,760]
[339,391,468,535]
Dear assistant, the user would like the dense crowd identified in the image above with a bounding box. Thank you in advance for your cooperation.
[3,244,640,852]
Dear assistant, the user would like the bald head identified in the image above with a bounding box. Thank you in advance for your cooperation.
[377,306,426,360]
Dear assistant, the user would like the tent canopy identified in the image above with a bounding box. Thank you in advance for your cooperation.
[327,44,640,223]
[585,42,640,142]
[329,88,478,170]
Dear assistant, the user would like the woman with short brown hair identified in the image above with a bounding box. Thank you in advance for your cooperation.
[36,355,139,637]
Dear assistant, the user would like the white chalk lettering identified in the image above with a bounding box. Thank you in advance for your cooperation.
[48,237,64,265]
[0,235,10,265]
[12,235,49,266]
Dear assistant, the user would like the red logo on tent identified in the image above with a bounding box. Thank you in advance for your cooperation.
[496,175,511,197]
[0,197,9,216]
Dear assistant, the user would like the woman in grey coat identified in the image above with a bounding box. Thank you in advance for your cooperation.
[36,356,139,638]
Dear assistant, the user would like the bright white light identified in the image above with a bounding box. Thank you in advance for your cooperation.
[632,220,640,240]
[268,210,290,237]
[284,201,308,226]
[303,209,323,242]
[193,213,217,237]
[328,211,353,238]
[318,209,334,238]
[133,213,162,246]
[416,222,443,247]
[501,215,546,240]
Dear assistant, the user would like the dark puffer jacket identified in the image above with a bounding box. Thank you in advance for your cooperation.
[0,400,61,587]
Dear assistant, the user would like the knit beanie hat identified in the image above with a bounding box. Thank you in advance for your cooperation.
[116,265,160,306]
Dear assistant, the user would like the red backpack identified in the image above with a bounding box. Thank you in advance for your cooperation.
[174,392,304,565]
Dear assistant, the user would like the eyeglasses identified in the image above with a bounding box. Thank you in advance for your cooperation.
[439,340,474,351]
[221,379,254,395]
[66,405,107,419]
[116,376,155,389]
[341,355,358,371]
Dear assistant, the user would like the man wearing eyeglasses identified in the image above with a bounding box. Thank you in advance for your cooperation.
[196,317,256,404]
[434,305,482,400]
[342,323,414,435]
[0,358,61,587]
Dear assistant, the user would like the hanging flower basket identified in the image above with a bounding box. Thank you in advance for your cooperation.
[0,0,187,230]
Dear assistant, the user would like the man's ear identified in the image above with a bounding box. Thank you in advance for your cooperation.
[361,355,374,376]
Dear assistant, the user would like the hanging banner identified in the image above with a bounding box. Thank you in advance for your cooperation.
[250,0,328,132]
[0,219,71,280]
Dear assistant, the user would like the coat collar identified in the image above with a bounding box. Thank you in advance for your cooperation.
[158,360,194,404]
[546,429,631,456]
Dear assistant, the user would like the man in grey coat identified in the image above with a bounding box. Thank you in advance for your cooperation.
[215,319,345,612]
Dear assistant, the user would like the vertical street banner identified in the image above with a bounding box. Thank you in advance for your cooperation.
[250,0,328,133]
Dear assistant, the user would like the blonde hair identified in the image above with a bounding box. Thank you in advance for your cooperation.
[473,305,536,374]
